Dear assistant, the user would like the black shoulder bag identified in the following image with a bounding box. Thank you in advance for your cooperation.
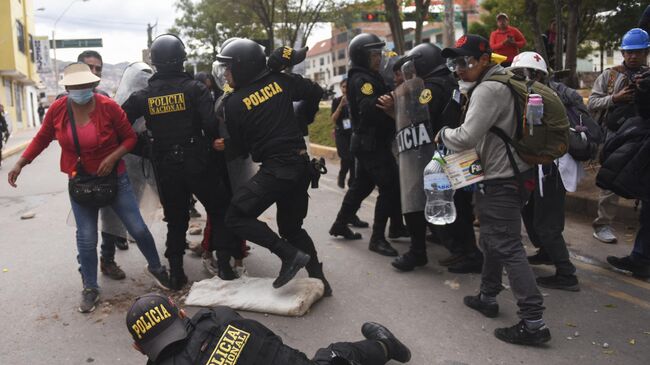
[67,99,118,208]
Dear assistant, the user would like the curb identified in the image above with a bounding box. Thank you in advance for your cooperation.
[1,140,31,161]
[310,142,640,224]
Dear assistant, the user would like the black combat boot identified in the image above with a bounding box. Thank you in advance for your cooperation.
[306,262,332,297]
[391,251,428,271]
[271,240,311,288]
[368,236,398,257]
[217,254,238,281]
[168,256,188,291]
[361,322,411,363]
[329,221,362,240]
[349,215,369,228]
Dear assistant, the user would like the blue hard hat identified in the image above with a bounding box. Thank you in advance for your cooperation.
[621,28,650,50]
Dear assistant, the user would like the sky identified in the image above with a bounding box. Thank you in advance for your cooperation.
[33,0,331,65]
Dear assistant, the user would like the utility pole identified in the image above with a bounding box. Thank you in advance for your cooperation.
[147,20,158,48]
[443,0,455,47]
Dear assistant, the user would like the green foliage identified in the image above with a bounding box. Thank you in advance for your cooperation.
[308,106,336,147]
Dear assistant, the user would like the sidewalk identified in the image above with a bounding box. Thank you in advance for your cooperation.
[1,128,37,162]
[309,142,641,226]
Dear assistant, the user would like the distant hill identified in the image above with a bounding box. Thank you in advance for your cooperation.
[39,61,131,97]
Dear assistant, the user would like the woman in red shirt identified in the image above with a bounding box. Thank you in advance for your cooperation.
[7,63,170,313]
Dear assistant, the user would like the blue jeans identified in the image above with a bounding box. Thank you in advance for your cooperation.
[70,173,162,289]
[632,201,650,265]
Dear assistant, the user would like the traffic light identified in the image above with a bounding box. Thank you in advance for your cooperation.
[361,12,382,22]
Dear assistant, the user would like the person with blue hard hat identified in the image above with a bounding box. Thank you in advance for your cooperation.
[588,28,650,245]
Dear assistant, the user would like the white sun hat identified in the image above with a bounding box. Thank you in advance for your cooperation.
[60,62,101,86]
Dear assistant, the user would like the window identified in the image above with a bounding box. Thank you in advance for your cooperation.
[423,38,430,44]
[336,32,348,44]
[338,49,346,60]
[405,41,413,50]
[333,67,337,76]
[435,34,443,45]
[338,66,346,75]
[606,49,614,58]
[4,79,13,107]
[327,55,330,63]
[320,57,324,66]
[16,21,25,54]
[29,34,35,62]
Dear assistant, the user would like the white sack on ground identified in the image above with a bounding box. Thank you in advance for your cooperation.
[185,275,324,317]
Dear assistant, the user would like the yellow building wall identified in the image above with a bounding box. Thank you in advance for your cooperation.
[0,0,41,131]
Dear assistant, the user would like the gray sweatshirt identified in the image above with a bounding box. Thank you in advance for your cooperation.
[440,64,529,180]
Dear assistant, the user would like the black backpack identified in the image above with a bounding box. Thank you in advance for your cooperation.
[551,81,603,161]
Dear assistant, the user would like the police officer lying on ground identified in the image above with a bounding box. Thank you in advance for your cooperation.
[122,34,242,289]
[215,40,331,294]
[127,293,411,365]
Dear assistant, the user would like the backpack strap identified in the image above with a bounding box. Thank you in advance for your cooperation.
[485,74,525,139]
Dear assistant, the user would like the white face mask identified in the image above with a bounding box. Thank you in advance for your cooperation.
[458,80,477,93]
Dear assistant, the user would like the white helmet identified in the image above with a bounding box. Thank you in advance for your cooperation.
[508,51,548,75]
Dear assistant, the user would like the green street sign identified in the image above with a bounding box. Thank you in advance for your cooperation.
[49,38,103,49]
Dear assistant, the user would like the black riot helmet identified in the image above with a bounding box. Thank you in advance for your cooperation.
[403,43,447,78]
[216,39,267,88]
[348,33,385,69]
[150,34,187,72]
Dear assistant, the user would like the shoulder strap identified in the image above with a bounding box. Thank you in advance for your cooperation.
[486,74,525,139]
[67,98,83,159]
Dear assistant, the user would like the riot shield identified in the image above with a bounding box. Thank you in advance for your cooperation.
[70,62,161,236]
[394,76,435,214]
[215,95,259,192]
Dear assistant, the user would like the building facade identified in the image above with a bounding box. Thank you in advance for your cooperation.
[0,0,42,130]
[304,39,334,89]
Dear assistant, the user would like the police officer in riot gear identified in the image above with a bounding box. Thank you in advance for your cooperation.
[122,34,241,289]
[216,39,331,294]
[127,293,411,365]
[392,43,483,273]
[328,33,402,257]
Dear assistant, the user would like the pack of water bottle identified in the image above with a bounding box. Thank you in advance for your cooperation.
[423,150,456,225]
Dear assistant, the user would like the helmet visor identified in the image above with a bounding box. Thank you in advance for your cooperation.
[212,61,230,90]
[401,60,417,81]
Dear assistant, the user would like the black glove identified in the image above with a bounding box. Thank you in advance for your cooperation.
[267,46,308,72]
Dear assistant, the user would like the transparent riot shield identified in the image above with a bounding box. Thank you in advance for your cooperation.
[394,72,435,214]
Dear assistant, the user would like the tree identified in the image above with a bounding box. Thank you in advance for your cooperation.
[384,0,405,54]
[443,0,454,47]
[414,0,431,44]
[565,0,581,87]
[524,0,547,61]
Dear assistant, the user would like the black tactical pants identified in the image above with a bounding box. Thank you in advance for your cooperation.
[335,149,400,239]
[335,130,356,186]
[522,164,576,276]
[311,340,387,365]
[225,154,320,264]
[156,153,240,261]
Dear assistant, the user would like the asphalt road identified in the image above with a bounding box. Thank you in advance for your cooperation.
[1,145,649,365]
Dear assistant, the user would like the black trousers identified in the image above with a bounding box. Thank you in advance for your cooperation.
[156,155,240,261]
[521,164,575,276]
[335,149,400,239]
[225,155,320,264]
[335,130,356,185]
[311,340,387,365]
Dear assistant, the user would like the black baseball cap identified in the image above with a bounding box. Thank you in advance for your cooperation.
[126,293,188,362]
[441,34,492,59]
[267,46,308,71]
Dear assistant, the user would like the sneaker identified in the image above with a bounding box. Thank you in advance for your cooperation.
[447,257,483,274]
[463,294,499,318]
[329,222,362,240]
[392,251,428,272]
[607,256,650,278]
[100,258,126,280]
[78,288,100,313]
[368,237,398,257]
[146,265,171,290]
[536,274,580,292]
[361,322,411,363]
[593,226,617,244]
[494,320,551,346]
[528,250,552,265]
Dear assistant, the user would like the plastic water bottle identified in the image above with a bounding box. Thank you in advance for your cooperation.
[526,94,544,135]
[423,152,456,225]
